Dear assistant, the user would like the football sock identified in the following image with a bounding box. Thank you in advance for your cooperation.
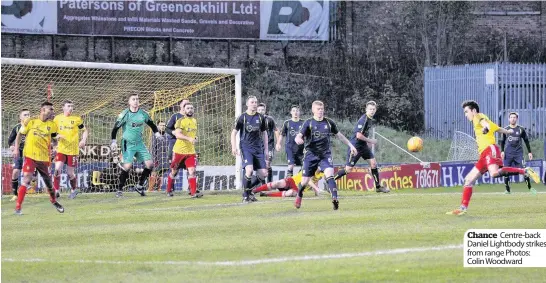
[16,185,28,210]
[118,168,129,192]
[167,175,174,192]
[504,176,510,192]
[243,175,252,198]
[497,167,525,177]
[11,178,18,196]
[461,186,472,209]
[371,168,381,188]
[253,184,270,193]
[524,176,532,190]
[266,191,283,197]
[53,174,60,192]
[47,187,56,203]
[326,176,338,199]
[189,177,197,195]
[139,168,152,186]
[334,169,346,180]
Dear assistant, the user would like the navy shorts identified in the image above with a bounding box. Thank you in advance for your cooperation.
[504,155,524,168]
[286,146,304,166]
[13,150,23,170]
[302,151,332,177]
[346,145,374,167]
[241,148,266,170]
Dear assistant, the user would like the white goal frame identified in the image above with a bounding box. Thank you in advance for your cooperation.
[1,58,243,190]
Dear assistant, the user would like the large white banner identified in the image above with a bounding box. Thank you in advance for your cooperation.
[260,0,329,41]
[1,0,57,34]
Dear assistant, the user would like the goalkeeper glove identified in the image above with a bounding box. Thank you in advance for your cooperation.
[110,139,118,151]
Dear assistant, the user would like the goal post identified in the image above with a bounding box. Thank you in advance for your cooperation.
[1,58,242,193]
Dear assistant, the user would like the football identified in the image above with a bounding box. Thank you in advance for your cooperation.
[407,136,423,152]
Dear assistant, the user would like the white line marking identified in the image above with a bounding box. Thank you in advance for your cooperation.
[2,244,463,266]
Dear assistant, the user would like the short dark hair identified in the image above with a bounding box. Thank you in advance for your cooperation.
[461,100,480,113]
[20,108,29,113]
[509,112,519,118]
[41,101,53,108]
[290,105,300,110]
[258,103,266,108]
[128,93,139,100]
[156,120,163,124]
[63,100,73,106]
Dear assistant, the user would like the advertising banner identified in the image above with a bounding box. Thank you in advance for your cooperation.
[1,0,329,40]
[335,163,442,191]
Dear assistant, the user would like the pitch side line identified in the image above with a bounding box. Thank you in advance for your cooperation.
[2,244,463,266]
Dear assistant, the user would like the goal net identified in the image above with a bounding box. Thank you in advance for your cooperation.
[447,131,479,161]
[1,58,242,194]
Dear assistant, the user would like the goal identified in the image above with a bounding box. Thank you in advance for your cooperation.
[1,58,242,194]
[447,131,479,161]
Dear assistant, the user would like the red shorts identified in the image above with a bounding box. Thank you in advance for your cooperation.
[22,157,50,178]
[280,177,299,192]
[475,144,503,174]
[170,153,196,170]
[55,153,78,167]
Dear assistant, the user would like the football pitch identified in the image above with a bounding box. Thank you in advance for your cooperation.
[2,184,545,282]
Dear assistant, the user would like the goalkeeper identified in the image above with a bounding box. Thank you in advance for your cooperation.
[111,93,163,197]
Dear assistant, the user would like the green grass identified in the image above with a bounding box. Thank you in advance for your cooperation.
[2,183,546,282]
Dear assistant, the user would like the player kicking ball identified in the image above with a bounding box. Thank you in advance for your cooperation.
[13,102,64,214]
[111,94,163,197]
[53,100,88,199]
[447,100,541,215]
[253,170,323,197]
[500,112,535,195]
[333,101,389,193]
[166,103,202,198]
[294,100,357,210]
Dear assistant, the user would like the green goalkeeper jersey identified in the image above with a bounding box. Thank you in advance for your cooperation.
[115,108,152,143]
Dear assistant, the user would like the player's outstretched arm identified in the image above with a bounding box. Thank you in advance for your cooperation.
[521,128,533,160]
[307,180,320,195]
[13,132,22,159]
[80,127,89,148]
[336,132,357,155]
[495,127,513,135]
[230,129,239,156]
[356,132,377,144]
[263,131,269,156]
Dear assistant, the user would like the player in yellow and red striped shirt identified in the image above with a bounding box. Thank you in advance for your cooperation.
[447,100,541,216]
[53,100,88,199]
[13,101,64,215]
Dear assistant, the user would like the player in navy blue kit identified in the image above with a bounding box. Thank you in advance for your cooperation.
[276,105,304,177]
[294,100,357,210]
[500,112,535,194]
[257,103,279,183]
[333,101,390,193]
[231,96,269,203]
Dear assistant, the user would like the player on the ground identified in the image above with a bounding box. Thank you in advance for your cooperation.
[111,93,163,197]
[276,105,304,178]
[8,109,31,200]
[253,170,323,197]
[257,103,279,183]
[166,103,202,198]
[500,112,535,195]
[294,100,357,210]
[13,101,64,214]
[52,100,88,199]
[230,96,269,203]
[447,100,541,215]
[333,101,390,193]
